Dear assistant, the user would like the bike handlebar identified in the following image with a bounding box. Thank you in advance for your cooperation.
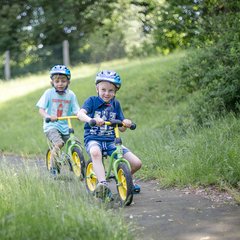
[45,116,79,123]
[45,118,52,123]
[89,119,136,130]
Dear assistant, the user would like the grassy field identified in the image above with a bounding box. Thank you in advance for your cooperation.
[0,52,240,238]
[0,54,184,154]
[1,52,240,191]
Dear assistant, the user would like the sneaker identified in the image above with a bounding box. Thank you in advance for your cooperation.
[133,183,141,194]
[50,167,58,178]
[95,181,113,200]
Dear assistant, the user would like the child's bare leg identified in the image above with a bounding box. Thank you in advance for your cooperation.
[89,145,106,182]
[124,152,142,193]
[123,152,142,174]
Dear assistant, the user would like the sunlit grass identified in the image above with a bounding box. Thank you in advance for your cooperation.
[0,54,184,104]
[0,161,133,240]
[0,57,150,104]
[0,64,98,104]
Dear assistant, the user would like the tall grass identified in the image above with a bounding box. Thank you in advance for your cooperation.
[0,161,133,239]
[132,115,240,188]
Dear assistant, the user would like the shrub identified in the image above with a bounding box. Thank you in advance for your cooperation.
[170,13,240,124]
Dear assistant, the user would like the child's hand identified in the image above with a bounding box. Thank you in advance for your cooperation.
[50,116,58,122]
[122,119,132,128]
[94,117,105,126]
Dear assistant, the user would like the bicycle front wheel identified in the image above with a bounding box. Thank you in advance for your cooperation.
[70,147,85,179]
[85,160,97,193]
[45,149,60,173]
[117,163,133,206]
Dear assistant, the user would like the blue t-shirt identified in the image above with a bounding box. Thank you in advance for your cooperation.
[82,96,124,143]
[36,88,80,135]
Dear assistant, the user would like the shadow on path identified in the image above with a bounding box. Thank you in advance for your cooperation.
[125,180,240,240]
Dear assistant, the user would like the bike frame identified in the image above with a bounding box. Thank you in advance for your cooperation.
[104,122,131,184]
[57,116,83,160]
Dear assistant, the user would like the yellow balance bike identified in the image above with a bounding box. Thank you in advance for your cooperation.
[85,119,136,206]
[45,116,85,179]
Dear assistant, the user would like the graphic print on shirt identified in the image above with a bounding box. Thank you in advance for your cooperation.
[90,110,116,136]
[51,99,71,117]
[57,103,63,117]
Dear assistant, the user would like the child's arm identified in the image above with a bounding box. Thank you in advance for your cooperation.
[77,109,91,123]
[38,108,57,122]
[77,108,104,126]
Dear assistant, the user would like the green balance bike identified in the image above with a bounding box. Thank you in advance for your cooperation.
[45,116,85,179]
[85,119,136,206]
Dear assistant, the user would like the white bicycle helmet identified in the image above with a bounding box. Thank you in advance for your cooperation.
[95,70,122,90]
[50,65,71,80]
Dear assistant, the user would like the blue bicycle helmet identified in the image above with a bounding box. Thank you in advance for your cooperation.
[50,65,71,80]
[95,70,122,90]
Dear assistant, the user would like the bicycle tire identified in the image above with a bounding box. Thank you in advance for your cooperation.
[117,163,133,206]
[85,159,97,193]
[70,147,85,179]
[45,149,60,173]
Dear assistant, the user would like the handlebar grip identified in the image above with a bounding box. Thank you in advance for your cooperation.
[45,117,51,123]
[130,123,137,130]
[89,119,97,127]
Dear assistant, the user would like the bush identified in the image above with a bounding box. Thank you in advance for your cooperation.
[170,14,240,124]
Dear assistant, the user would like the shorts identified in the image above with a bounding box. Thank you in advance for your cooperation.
[45,128,70,146]
[85,140,129,157]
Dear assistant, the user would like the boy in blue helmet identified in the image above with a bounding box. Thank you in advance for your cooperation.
[36,65,80,177]
[78,70,142,198]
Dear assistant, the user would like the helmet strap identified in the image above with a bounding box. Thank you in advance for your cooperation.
[54,85,68,95]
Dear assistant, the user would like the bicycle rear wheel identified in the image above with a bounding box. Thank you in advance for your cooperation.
[70,147,85,179]
[85,160,97,193]
[117,163,133,206]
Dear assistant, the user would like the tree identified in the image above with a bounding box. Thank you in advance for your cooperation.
[147,0,240,53]
[0,0,118,77]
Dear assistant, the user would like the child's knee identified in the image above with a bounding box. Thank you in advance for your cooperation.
[133,159,142,171]
[56,143,64,149]
[90,147,102,159]
[136,159,142,170]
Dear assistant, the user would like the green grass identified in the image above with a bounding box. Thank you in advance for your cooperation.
[1,51,240,194]
[0,162,133,240]
[0,54,184,154]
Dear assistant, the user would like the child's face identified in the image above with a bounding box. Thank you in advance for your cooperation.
[51,74,69,92]
[96,81,116,102]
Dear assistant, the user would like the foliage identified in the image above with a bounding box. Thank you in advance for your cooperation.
[78,20,126,63]
[0,0,121,78]
[168,11,240,124]
[0,0,116,53]
[144,0,240,54]
[2,0,240,79]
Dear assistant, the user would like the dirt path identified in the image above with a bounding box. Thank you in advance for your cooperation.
[1,153,240,240]
[125,180,240,240]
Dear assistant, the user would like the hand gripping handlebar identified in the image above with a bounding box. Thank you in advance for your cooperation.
[89,119,136,130]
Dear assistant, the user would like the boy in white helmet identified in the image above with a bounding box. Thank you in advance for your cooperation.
[78,70,142,198]
[36,65,80,177]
